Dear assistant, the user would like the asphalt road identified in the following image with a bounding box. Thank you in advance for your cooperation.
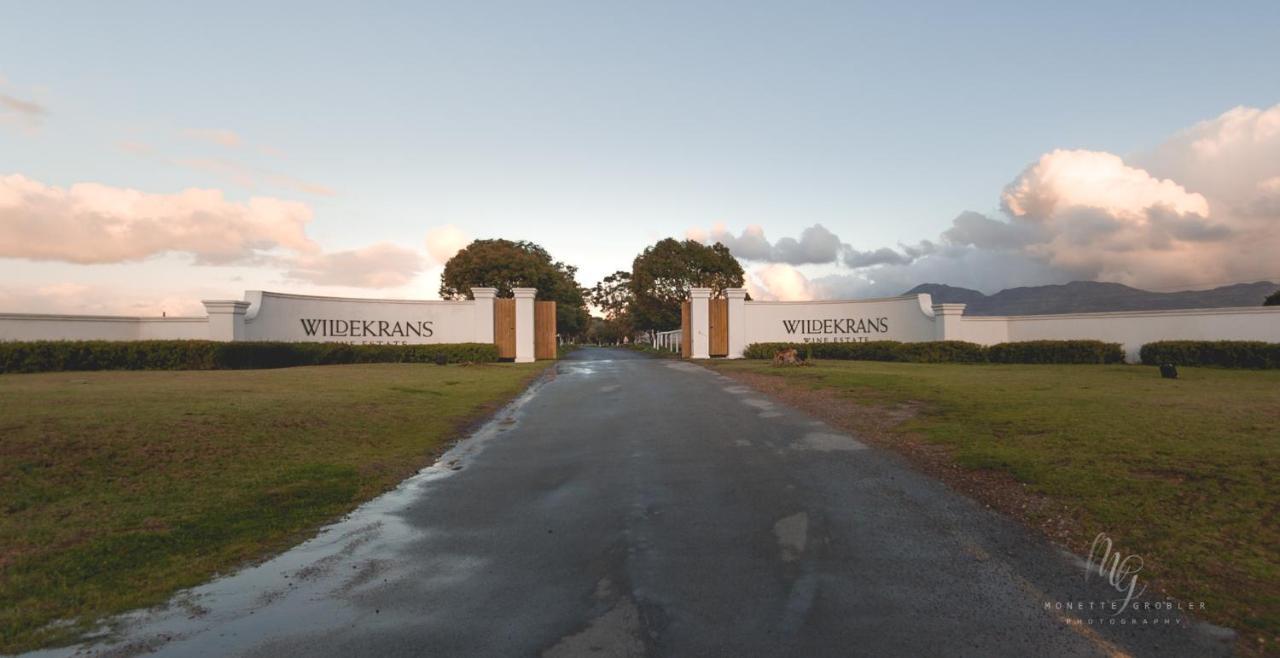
[54,347,1234,658]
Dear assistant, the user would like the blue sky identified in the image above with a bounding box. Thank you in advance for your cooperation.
[2,1,1279,312]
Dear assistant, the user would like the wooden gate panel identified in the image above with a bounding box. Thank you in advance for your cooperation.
[535,301,557,360]
[680,301,691,358]
[709,298,728,357]
[494,298,516,359]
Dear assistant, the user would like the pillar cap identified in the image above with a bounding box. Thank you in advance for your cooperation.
[931,303,967,315]
[512,287,537,299]
[725,288,748,300]
[202,300,251,313]
[471,287,498,299]
[689,288,712,299]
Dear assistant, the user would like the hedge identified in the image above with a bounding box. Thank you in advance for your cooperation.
[1139,340,1280,369]
[0,341,500,374]
[742,340,1123,365]
[987,340,1125,364]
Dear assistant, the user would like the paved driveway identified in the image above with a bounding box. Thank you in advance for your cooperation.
[54,348,1233,657]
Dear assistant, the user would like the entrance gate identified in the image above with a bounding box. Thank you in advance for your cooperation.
[709,298,728,357]
[680,301,691,358]
[494,298,517,359]
[535,301,557,360]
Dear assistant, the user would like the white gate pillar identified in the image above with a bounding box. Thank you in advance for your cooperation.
[690,288,711,359]
[472,287,497,344]
[726,288,747,358]
[203,300,250,342]
[932,303,967,341]
[513,288,536,363]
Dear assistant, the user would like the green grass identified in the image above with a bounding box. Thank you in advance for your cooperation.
[711,360,1280,643]
[0,362,544,653]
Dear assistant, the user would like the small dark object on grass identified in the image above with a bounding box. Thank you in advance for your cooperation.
[1160,363,1178,379]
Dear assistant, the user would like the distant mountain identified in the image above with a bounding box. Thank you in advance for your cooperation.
[903,281,1280,316]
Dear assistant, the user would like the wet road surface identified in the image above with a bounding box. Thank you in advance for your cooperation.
[46,348,1234,657]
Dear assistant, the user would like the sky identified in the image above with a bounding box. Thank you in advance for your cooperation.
[2,1,1279,314]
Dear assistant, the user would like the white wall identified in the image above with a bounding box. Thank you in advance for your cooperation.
[742,294,937,346]
[0,313,208,341]
[241,291,485,344]
[724,293,1280,362]
[995,307,1280,361]
[0,290,509,349]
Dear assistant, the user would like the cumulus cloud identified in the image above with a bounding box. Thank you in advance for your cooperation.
[695,103,1280,299]
[746,263,816,301]
[688,223,843,264]
[425,224,469,264]
[285,243,424,288]
[0,174,318,264]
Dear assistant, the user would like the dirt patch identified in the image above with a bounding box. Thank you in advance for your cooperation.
[716,368,1089,549]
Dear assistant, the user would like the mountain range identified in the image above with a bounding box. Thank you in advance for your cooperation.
[903,281,1279,316]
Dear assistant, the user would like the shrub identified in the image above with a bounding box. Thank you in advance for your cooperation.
[987,340,1124,364]
[743,339,1124,365]
[0,341,500,374]
[1139,340,1280,369]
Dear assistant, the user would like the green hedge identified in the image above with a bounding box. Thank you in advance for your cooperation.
[987,340,1125,364]
[742,340,986,363]
[742,339,1123,365]
[0,341,500,374]
[1139,340,1280,369]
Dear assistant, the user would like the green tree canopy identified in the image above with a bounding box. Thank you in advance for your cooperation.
[590,270,633,321]
[629,238,745,332]
[1266,289,1280,306]
[440,239,589,337]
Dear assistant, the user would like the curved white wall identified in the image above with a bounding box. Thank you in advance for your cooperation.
[0,289,505,348]
[743,295,937,345]
[241,291,484,344]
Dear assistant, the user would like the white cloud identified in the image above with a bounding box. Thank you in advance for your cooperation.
[688,222,843,265]
[0,174,318,265]
[285,243,424,288]
[746,263,816,301]
[697,103,1280,296]
[425,224,469,264]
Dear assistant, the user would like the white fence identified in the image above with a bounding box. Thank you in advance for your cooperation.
[653,329,682,352]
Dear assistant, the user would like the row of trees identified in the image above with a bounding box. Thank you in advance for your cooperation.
[437,237,746,343]
[589,238,745,343]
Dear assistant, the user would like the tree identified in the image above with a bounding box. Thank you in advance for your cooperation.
[589,270,636,342]
[1266,290,1280,306]
[629,238,745,332]
[440,239,590,337]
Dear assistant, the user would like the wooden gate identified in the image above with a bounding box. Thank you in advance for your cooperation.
[493,298,516,359]
[535,301,557,360]
[709,298,728,357]
[680,301,691,358]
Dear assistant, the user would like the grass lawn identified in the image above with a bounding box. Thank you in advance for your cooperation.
[0,362,545,653]
[710,359,1279,649]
